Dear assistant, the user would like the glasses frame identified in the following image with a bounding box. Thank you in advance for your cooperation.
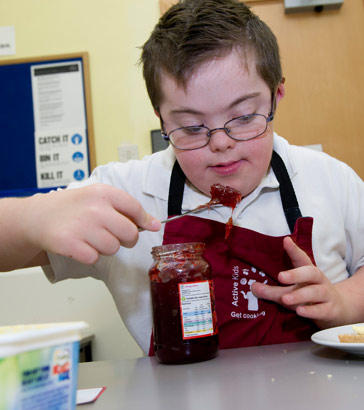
[160,93,276,151]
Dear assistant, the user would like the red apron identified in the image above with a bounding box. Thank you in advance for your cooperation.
[149,151,318,354]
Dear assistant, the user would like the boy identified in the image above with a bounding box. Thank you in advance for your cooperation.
[1,0,364,354]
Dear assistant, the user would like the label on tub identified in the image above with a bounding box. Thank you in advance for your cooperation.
[0,340,79,410]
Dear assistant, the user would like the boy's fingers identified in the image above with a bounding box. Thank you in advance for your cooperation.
[251,281,295,304]
[107,187,161,232]
[138,213,162,232]
[60,239,100,265]
[283,236,313,268]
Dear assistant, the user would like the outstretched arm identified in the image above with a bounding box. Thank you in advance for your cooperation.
[0,184,161,272]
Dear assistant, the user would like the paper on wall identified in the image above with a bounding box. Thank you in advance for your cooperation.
[30,61,89,188]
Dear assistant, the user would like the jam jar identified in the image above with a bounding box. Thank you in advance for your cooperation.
[149,242,219,364]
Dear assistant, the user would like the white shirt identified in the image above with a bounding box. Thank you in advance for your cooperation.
[44,134,364,354]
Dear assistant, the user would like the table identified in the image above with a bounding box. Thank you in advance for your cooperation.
[77,341,363,410]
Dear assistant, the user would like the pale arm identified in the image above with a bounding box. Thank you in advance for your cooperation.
[0,184,161,272]
[0,196,47,271]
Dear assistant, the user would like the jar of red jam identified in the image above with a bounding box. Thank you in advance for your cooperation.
[149,242,219,364]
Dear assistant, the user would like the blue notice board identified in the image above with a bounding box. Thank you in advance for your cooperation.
[0,52,95,198]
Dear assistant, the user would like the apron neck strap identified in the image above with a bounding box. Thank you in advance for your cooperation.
[168,151,302,233]
[168,159,186,216]
[270,151,302,233]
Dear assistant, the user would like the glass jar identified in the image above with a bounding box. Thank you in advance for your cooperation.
[149,242,219,364]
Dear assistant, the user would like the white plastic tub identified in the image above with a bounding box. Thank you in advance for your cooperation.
[0,321,88,410]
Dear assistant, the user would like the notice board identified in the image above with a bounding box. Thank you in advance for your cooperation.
[0,52,96,198]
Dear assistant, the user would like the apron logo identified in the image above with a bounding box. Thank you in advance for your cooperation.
[231,266,267,320]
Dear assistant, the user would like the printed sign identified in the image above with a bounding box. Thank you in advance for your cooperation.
[31,62,89,188]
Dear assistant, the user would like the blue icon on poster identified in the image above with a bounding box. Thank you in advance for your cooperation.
[71,134,83,145]
[72,152,84,162]
[73,169,85,181]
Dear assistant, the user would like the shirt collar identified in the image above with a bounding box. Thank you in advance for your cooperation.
[273,133,297,180]
[142,145,175,201]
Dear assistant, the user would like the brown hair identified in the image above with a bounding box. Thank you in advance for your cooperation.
[140,0,282,111]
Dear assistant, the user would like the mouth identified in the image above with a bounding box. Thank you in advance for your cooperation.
[209,160,243,175]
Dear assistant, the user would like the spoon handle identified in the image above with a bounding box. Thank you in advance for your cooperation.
[138,203,220,232]
[160,206,209,224]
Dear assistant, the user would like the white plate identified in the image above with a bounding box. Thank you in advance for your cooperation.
[311,323,364,357]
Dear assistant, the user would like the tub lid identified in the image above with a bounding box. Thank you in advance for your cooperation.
[0,321,89,357]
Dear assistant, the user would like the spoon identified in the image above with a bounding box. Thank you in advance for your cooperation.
[140,184,242,231]
[160,200,221,224]
[138,200,220,231]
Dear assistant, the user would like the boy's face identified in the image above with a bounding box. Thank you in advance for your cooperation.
[158,50,284,198]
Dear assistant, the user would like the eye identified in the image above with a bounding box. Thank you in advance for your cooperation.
[181,125,206,135]
[235,115,255,125]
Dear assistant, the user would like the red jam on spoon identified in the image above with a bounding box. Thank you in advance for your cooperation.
[208,184,242,239]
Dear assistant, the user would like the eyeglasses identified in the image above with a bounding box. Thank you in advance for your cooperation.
[161,95,275,151]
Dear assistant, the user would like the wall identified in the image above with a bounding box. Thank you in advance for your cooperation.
[0,0,161,166]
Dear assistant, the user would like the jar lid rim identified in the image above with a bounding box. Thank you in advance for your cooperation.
[151,242,206,255]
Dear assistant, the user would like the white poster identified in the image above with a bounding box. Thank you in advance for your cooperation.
[31,62,89,188]
[0,26,15,56]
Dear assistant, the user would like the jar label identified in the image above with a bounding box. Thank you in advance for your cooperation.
[178,280,218,340]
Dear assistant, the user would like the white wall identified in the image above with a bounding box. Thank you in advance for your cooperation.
[0,267,143,360]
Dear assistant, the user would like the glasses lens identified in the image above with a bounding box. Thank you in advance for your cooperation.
[226,114,267,140]
[169,126,209,150]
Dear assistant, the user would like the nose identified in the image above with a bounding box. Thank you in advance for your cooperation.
[208,127,236,152]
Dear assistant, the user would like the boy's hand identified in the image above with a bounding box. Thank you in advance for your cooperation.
[24,184,161,265]
[251,236,346,328]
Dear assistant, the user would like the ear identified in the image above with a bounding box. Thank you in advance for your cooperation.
[154,109,166,133]
[276,80,285,104]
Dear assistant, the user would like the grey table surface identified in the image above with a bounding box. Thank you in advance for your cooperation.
[77,341,363,410]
